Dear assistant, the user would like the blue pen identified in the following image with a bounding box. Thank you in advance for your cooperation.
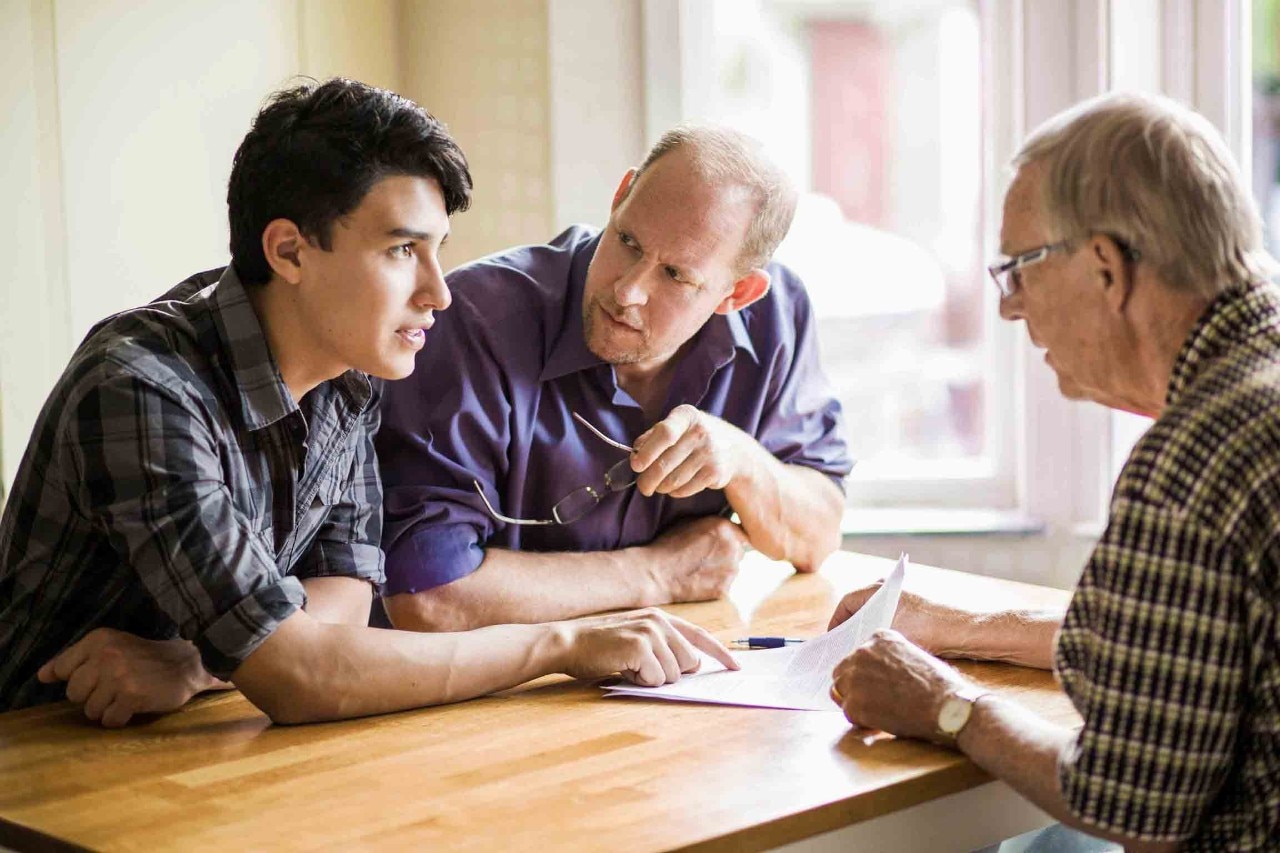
[731,636,804,649]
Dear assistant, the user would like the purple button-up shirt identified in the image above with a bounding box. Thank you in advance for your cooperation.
[376,226,852,595]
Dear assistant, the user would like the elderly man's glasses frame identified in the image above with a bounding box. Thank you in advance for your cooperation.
[473,412,638,526]
[987,237,1141,299]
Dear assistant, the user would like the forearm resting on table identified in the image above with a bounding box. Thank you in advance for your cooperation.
[301,576,374,625]
[726,449,843,572]
[941,607,1064,670]
[231,610,564,723]
[958,697,1180,852]
[383,547,661,632]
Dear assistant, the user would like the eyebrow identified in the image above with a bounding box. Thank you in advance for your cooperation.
[387,227,443,242]
[618,226,703,283]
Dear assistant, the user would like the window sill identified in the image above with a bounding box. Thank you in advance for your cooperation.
[840,508,1046,538]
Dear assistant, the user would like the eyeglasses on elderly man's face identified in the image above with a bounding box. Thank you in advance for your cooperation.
[472,411,638,526]
[987,236,1141,299]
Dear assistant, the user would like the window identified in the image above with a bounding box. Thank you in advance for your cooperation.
[1105,0,1250,486]
[1256,0,1280,255]
[651,0,1008,508]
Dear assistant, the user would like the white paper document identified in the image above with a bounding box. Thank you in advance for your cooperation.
[602,554,907,711]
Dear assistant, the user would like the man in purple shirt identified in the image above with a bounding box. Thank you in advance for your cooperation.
[377,126,852,632]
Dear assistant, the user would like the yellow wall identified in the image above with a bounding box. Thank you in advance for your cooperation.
[399,0,555,267]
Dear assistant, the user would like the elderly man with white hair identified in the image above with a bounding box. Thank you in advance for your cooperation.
[828,93,1280,851]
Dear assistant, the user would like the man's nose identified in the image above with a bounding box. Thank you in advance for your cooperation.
[416,258,451,311]
[998,289,1023,322]
[613,263,650,307]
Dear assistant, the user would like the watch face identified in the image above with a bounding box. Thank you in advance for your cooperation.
[938,696,972,735]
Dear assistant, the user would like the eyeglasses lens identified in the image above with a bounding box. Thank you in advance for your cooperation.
[604,458,637,491]
[552,488,600,525]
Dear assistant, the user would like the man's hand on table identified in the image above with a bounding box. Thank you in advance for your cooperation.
[830,629,973,744]
[37,628,231,727]
[553,608,739,686]
[641,515,747,603]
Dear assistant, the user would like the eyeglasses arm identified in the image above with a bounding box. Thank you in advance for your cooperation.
[571,411,635,453]
[472,480,556,526]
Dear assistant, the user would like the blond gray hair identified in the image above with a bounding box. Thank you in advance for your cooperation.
[1013,91,1274,299]
[634,124,798,274]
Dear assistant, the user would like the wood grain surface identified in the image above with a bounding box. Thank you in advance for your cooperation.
[0,551,1077,852]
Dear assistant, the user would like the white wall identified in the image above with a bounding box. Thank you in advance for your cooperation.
[548,0,646,230]
[53,1,301,336]
[0,0,70,496]
[0,0,400,493]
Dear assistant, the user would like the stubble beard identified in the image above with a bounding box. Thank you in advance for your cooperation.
[583,298,649,365]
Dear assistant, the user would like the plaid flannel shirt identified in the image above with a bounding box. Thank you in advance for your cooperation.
[0,266,385,710]
[1056,280,1280,850]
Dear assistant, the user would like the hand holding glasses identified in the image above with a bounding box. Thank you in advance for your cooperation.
[473,412,639,526]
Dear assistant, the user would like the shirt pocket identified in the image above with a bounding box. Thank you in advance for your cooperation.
[295,447,358,548]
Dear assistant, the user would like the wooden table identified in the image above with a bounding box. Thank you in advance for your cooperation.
[0,552,1077,852]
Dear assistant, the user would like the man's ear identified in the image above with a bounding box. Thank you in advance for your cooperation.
[611,168,639,212]
[715,269,772,315]
[1091,234,1135,312]
[261,218,307,285]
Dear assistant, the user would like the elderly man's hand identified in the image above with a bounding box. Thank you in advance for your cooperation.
[630,404,753,498]
[831,584,1064,670]
[829,585,979,658]
[37,628,229,727]
[830,629,973,743]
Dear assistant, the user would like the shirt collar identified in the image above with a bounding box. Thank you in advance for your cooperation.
[723,308,759,364]
[1167,279,1280,408]
[538,231,760,383]
[210,266,372,432]
[539,234,602,383]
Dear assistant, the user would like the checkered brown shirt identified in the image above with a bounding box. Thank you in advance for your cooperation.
[0,266,385,711]
[1056,280,1280,850]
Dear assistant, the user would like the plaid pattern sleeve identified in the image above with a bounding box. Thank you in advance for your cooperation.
[63,361,306,677]
[1056,501,1246,840]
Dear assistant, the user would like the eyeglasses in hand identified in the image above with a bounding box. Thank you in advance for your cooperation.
[472,412,638,526]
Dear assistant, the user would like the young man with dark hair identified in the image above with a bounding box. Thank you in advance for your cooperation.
[0,78,734,725]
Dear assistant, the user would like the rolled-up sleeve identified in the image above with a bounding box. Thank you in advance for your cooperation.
[376,295,513,595]
[64,364,305,678]
[757,269,854,490]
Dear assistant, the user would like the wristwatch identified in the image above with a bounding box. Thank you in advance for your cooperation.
[936,685,990,742]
